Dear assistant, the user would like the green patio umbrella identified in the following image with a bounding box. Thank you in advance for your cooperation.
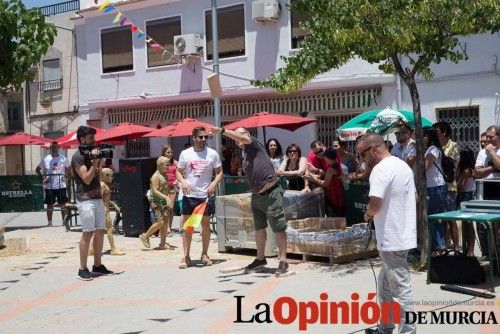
[336,107,433,141]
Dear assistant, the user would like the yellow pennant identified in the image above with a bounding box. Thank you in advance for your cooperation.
[98,0,111,11]
[112,12,122,23]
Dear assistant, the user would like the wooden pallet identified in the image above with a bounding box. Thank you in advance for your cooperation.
[287,248,379,264]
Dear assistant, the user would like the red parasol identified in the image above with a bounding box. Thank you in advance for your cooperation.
[0,132,51,146]
[143,118,214,138]
[224,112,316,131]
[95,123,154,142]
[51,127,106,149]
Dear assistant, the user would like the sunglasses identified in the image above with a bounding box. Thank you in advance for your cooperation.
[359,145,374,158]
[197,135,209,140]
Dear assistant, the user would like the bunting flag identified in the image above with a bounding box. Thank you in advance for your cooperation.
[183,201,207,234]
[112,12,122,23]
[98,0,111,11]
[95,1,175,62]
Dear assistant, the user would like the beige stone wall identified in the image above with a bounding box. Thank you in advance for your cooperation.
[24,11,82,174]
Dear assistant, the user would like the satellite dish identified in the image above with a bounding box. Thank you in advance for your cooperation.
[175,37,186,53]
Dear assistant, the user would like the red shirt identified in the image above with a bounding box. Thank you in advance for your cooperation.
[307,151,330,171]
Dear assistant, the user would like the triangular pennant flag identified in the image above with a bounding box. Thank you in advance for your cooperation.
[119,17,127,26]
[137,33,145,39]
[161,50,167,59]
[146,37,153,43]
[183,201,207,234]
[103,6,115,13]
[112,12,122,23]
[130,26,138,32]
[150,43,161,48]
[98,0,110,11]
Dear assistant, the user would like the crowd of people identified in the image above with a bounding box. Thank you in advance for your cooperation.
[32,122,498,333]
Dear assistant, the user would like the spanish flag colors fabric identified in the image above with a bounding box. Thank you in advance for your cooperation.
[183,201,207,234]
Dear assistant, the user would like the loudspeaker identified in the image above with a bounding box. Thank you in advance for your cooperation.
[119,158,157,237]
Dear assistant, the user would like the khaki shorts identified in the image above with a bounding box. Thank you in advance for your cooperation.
[251,184,286,233]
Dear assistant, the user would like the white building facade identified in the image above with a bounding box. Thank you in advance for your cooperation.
[74,0,500,160]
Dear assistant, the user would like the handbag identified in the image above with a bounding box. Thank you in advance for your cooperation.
[429,250,485,284]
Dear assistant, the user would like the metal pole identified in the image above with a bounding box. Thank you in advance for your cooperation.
[211,0,224,196]
[211,0,221,155]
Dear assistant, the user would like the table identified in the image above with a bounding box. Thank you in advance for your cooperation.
[428,210,500,292]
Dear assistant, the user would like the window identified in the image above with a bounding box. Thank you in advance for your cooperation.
[317,114,359,152]
[101,26,133,73]
[437,106,480,156]
[41,59,62,91]
[126,138,150,158]
[290,7,311,49]
[7,101,23,132]
[146,16,181,67]
[205,4,245,60]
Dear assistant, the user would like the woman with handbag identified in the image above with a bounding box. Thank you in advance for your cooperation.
[423,127,448,256]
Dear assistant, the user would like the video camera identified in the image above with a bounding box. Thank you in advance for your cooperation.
[79,143,114,160]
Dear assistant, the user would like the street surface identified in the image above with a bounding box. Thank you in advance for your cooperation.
[0,212,498,333]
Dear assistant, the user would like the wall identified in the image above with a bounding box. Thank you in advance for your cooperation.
[74,0,388,110]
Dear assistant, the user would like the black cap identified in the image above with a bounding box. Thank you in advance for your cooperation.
[319,147,337,160]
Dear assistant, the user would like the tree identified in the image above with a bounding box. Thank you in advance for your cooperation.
[0,0,57,89]
[254,0,500,266]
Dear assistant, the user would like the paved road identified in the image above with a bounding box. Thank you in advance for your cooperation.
[0,212,498,333]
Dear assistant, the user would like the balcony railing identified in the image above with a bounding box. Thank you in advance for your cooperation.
[38,79,63,92]
[38,0,80,16]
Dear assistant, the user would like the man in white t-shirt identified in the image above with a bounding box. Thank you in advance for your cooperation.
[359,133,416,334]
[391,123,416,169]
[175,127,223,269]
[36,141,70,227]
[475,125,500,180]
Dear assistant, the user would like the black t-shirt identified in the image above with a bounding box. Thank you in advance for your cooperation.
[242,136,277,193]
[71,150,102,201]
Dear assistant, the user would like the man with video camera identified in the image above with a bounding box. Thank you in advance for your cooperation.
[71,126,114,281]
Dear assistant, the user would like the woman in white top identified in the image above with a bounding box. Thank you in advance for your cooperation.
[423,127,448,254]
[456,149,476,256]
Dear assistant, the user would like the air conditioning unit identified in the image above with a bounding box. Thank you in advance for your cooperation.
[252,0,280,22]
[173,34,201,56]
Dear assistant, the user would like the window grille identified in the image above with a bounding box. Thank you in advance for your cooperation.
[436,106,480,156]
[126,138,150,158]
[317,113,360,152]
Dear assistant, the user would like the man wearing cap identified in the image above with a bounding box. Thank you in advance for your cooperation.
[391,124,416,170]
[211,126,289,276]
[36,141,71,227]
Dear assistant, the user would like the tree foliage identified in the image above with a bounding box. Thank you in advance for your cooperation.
[254,0,500,93]
[254,0,500,266]
[0,0,57,89]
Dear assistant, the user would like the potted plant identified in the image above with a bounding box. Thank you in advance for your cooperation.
[39,93,52,108]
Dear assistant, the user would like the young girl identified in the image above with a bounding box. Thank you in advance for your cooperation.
[456,149,476,256]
